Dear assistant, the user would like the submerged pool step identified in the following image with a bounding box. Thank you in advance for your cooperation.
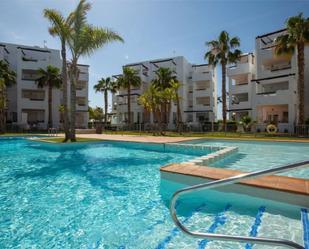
[157,204,307,249]
[301,209,309,249]
[184,146,238,166]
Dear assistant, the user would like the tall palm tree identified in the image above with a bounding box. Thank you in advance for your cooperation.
[67,0,123,141]
[170,79,182,132]
[152,67,177,124]
[0,60,16,133]
[205,31,241,131]
[275,13,309,125]
[94,77,118,127]
[117,67,141,124]
[36,65,62,129]
[43,8,72,141]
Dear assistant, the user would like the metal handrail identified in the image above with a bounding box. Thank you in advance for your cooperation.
[170,160,309,249]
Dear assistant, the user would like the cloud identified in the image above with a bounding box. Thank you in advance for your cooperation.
[125,55,129,60]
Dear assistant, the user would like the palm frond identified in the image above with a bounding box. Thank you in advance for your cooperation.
[229,36,240,48]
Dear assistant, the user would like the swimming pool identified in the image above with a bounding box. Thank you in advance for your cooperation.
[181,139,309,179]
[0,137,307,248]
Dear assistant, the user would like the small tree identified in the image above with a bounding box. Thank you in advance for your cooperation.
[117,67,141,124]
[239,115,253,132]
[36,65,62,129]
[94,77,118,127]
[0,60,16,133]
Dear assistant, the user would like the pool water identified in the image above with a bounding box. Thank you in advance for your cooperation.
[182,139,309,179]
[0,138,307,248]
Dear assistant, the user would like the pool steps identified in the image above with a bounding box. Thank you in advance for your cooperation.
[177,144,238,166]
[151,204,308,249]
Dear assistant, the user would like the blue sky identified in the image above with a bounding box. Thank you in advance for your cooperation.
[0,0,309,115]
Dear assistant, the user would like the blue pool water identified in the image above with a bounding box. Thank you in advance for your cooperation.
[182,139,309,179]
[0,137,307,248]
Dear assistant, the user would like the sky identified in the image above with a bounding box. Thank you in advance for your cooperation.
[0,0,309,117]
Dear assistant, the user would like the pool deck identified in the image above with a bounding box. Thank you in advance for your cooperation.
[74,134,309,144]
[161,163,309,196]
[75,134,201,143]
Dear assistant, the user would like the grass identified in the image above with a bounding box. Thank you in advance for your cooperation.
[33,137,102,143]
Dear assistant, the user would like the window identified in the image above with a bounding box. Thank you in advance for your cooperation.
[22,90,45,101]
[22,69,40,81]
[76,80,87,90]
[76,97,86,106]
[186,113,193,122]
[282,112,288,123]
[196,96,210,106]
[196,112,209,122]
[22,109,45,123]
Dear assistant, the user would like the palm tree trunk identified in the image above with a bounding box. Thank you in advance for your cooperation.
[221,62,227,131]
[61,41,70,141]
[0,85,5,134]
[127,84,131,125]
[70,60,77,142]
[48,84,53,129]
[104,89,108,128]
[176,93,182,133]
[297,42,305,125]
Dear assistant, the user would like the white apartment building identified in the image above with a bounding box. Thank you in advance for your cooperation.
[111,56,217,129]
[0,42,89,130]
[228,29,309,133]
[228,53,256,121]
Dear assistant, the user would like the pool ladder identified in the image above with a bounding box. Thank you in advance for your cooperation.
[170,160,309,249]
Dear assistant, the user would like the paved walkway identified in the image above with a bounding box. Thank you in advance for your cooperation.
[76,133,201,143]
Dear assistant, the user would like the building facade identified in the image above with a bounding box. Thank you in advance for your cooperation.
[111,56,217,129]
[0,42,89,130]
[228,29,309,132]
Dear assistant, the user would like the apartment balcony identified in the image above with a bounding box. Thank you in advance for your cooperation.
[257,48,294,77]
[20,59,49,71]
[227,63,253,76]
[192,71,211,82]
[193,88,211,97]
[78,73,89,81]
[20,98,47,109]
[255,89,291,105]
[229,101,251,110]
[229,83,249,94]
[76,103,88,111]
[193,104,212,112]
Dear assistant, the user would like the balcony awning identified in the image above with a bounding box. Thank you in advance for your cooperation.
[184,110,213,113]
[227,108,252,112]
[251,73,295,83]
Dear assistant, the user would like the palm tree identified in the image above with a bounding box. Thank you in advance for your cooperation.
[94,77,118,127]
[36,65,62,129]
[205,31,241,131]
[139,84,163,134]
[43,8,72,141]
[117,67,141,124]
[152,67,177,124]
[0,60,16,133]
[275,13,309,125]
[67,0,123,141]
[170,79,182,132]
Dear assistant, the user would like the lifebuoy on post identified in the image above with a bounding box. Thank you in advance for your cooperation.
[266,124,278,134]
